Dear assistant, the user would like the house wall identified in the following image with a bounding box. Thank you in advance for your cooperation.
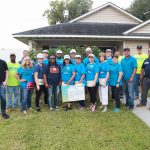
[124,40,150,55]
[78,6,139,24]
[132,23,150,34]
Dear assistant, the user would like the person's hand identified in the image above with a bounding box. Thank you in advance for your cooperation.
[92,81,96,87]
[129,77,133,83]
[116,83,119,88]
[36,85,40,91]
[79,80,82,84]
[45,83,49,88]
[140,75,143,81]
[103,81,106,88]
[2,81,7,87]
[58,81,62,86]
[66,81,70,85]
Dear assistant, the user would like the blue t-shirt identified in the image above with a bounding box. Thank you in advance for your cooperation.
[34,64,43,79]
[70,58,76,65]
[109,63,123,86]
[56,58,64,68]
[61,64,75,85]
[83,56,99,66]
[99,61,109,79]
[121,56,137,80]
[86,63,99,82]
[106,57,113,66]
[17,66,34,89]
[43,58,49,65]
[75,63,86,84]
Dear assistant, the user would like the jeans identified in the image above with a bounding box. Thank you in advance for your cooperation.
[141,78,150,105]
[21,89,33,111]
[7,86,19,108]
[0,84,6,113]
[48,86,59,109]
[133,74,140,97]
[123,80,134,108]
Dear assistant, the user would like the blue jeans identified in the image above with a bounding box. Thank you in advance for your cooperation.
[7,86,19,108]
[21,89,33,111]
[133,74,140,97]
[48,86,59,109]
[123,80,134,108]
[0,84,6,113]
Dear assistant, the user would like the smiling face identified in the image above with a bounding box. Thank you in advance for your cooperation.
[137,48,142,55]
[23,51,29,58]
[50,56,56,63]
[38,58,43,64]
[99,55,105,62]
[113,57,118,63]
[64,59,70,64]
[10,54,16,62]
[106,51,111,57]
[70,52,76,59]
[75,58,81,64]
[57,53,62,58]
[88,56,94,63]
[124,50,130,57]
[43,52,48,59]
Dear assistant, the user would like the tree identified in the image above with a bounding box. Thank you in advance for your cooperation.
[43,0,93,25]
[127,0,150,21]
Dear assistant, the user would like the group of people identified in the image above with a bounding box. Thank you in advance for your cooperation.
[0,44,150,119]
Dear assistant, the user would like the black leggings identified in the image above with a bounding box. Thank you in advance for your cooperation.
[111,86,120,108]
[87,83,98,105]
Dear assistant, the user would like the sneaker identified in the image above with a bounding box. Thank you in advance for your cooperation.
[136,103,146,107]
[98,105,103,109]
[113,108,120,113]
[2,113,9,119]
[28,107,33,111]
[102,106,108,112]
[55,107,59,111]
[22,111,27,114]
[134,96,139,100]
[91,105,96,112]
[64,106,72,111]
[36,108,41,112]
[127,106,134,111]
[49,108,53,111]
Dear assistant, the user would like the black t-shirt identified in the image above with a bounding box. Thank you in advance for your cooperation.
[142,58,150,78]
[0,59,8,83]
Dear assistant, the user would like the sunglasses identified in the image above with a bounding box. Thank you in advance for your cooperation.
[50,58,55,59]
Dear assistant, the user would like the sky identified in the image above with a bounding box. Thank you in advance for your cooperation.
[0,0,134,50]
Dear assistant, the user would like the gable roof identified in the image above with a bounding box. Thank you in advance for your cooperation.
[123,19,150,35]
[70,2,143,23]
[13,23,136,36]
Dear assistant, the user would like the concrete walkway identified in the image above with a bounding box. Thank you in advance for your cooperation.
[121,97,150,127]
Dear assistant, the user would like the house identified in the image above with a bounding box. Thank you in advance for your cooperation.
[12,2,150,54]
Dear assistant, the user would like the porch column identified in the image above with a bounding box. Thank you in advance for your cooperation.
[123,40,126,48]
[28,40,33,51]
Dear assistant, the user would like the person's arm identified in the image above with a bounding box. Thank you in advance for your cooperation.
[43,74,49,88]
[3,70,8,86]
[129,68,137,83]
[66,72,76,85]
[93,73,99,86]
[79,74,85,83]
[116,72,123,88]
[103,71,109,87]
[34,72,40,90]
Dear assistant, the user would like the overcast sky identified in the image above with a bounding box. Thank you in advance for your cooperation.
[0,0,134,49]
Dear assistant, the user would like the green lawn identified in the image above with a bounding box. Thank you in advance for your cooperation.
[0,98,150,150]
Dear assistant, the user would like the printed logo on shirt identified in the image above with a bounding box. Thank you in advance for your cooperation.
[49,66,59,74]
[144,62,149,65]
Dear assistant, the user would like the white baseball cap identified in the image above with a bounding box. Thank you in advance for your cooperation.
[64,55,70,60]
[75,55,81,59]
[88,54,94,58]
[43,50,49,53]
[56,50,63,54]
[86,47,92,52]
[70,49,77,54]
[106,49,112,52]
[37,53,44,59]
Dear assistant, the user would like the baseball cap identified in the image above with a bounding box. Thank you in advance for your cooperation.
[137,45,142,49]
[75,55,81,59]
[88,54,94,58]
[64,55,70,60]
[86,47,92,52]
[37,53,44,59]
[43,50,49,53]
[70,49,77,54]
[124,48,130,51]
[106,49,112,52]
[56,50,63,54]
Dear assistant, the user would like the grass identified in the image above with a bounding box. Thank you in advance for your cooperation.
[0,97,150,150]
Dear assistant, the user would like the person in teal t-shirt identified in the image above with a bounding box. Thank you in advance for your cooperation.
[109,55,123,112]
